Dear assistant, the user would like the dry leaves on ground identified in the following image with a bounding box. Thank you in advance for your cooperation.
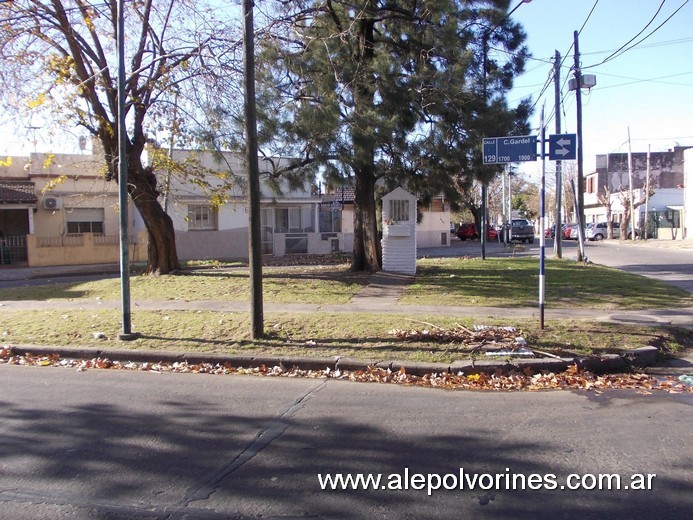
[1,346,690,393]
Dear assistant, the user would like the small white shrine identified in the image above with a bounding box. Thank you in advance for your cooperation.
[381,187,417,275]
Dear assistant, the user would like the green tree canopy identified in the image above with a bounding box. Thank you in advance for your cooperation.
[257,0,531,271]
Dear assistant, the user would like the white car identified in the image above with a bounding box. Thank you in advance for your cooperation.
[586,222,620,241]
[586,222,641,241]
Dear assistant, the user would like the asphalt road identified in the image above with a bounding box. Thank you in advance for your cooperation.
[0,364,691,519]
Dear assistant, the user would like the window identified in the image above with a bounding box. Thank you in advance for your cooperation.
[319,203,342,232]
[66,208,104,234]
[430,198,445,212]
[188,205,217,230]
[586,176,596,194]
[274,205,315,233]
[390,199,410,222]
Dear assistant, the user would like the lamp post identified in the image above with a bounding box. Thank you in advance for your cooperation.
[116,0,138,340]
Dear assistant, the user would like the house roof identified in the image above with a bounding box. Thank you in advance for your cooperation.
[0,181,38,204]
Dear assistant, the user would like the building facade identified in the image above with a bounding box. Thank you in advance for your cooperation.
[583,146,689,239]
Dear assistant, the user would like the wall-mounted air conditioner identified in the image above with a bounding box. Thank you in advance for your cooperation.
[43,197,63,210]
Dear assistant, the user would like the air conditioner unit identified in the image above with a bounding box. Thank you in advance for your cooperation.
[43,197,63,210]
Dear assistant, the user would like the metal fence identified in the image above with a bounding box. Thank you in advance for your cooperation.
[0,235,28,265]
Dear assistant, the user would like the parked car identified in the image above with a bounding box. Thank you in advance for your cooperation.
[563,223,578,240]
[569,224,585,240]
[486,226,499,241]
[585,222,647,240]
[544,225,558,238]
[510,218,535,244]
[456,223,478,241]
[457,223,498,241]
[585,222,620,241]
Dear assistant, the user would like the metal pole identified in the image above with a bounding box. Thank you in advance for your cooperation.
[117,0,137,340]
[573,31,585,262]
[507,169,512,242]
[645,145,651,240]
[481,183,487,259]
[244,0,264,339]
[553,50,563,258]
[539,106,546,330]
[502,164,507,240]
[627,127,635,241]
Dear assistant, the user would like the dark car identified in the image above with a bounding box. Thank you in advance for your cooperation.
[510,218,535,244]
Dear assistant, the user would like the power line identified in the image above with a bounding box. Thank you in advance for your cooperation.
[584,0,691,69]
[597,0,668,64]
[592,69,693,89]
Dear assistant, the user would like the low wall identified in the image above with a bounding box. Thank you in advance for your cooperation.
[27,232,148,267]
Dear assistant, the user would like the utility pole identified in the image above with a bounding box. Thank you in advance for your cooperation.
[553,50,563,258]
[627,127,635,242]
[573,31,586,262]
[243,0,264,339]
[645,145,651,240]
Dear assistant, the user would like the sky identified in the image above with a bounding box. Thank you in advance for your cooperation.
[2,0,692,177]
[507,0,693,179]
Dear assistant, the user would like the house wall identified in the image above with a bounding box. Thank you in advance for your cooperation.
[26,232,148,266]
[417,210,451,247]
[164,150,331,260]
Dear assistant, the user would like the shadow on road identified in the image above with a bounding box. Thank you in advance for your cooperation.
[0,383,690,519]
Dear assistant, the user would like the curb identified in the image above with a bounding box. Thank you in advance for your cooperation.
[6,345,662,377]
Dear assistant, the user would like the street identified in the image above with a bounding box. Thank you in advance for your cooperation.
[0,364,691,519]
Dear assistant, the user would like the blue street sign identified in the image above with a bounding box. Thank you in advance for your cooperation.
[483,135,537,164]
[548,133,577,160]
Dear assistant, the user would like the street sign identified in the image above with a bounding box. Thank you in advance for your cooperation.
[483,135,537,164]
[548,133,577,160]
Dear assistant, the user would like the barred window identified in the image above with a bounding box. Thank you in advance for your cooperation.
[390,199,410,222]
[188,205,218,230]
[66,208,104,234]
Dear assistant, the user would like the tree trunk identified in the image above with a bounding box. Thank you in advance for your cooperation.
[351,170,381,272]
[102,127,180,275]
[129,165,180,275]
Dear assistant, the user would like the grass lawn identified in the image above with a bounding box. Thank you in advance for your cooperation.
[1,256,691,363]
[2,309,691,364]
[404,257,692,309]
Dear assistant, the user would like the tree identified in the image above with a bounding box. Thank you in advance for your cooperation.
[257,0,530,271]
[597,185,614,239]
[617,185,654,240]
[0,0,240,274]
[510,177,539,220]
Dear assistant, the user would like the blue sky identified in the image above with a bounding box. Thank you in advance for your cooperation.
[508,0,693,177]
[3,0,692,177]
